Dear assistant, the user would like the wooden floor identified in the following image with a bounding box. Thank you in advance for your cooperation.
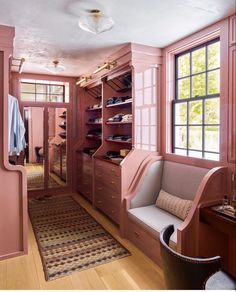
[0,194,166,290]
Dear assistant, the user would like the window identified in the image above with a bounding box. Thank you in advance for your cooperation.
[173,39,220,161]
[20,79,69,103]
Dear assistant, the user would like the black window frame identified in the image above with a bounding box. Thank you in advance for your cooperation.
[172,38,220,159]
[21,81,65,103]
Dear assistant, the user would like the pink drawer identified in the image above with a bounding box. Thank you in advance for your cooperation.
[95,195,120,224]
[94,176,120,193]
[77,182,92,202]
[127,219,162,265]
[95,159,120,178]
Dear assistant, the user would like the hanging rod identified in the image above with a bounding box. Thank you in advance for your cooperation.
[11,57,25,74]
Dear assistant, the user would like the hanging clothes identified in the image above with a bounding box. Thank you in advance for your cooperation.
[8,94,26,155]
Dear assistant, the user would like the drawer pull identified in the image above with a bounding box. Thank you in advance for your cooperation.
[134,231,140,237]
[86,191,90,194]
[111,210,115,214]
[98,187,102,191]
[111,195,115,199]
[97,200,102,204]
[97,174,102,178]
[111,168,115,172]
[110,181,115,184]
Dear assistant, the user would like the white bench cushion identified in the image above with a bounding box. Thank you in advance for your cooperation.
[128,205,183,244]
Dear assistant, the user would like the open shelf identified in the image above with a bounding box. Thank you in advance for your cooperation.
[106,100,132,108]
[106,121,132,125]
[86,122,102,125]
[86,107,102,112]
[86,136,102,141]
[59,124,66,129]
[106,139,132,144]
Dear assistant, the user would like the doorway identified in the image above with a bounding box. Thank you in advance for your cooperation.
[23,106,68,192]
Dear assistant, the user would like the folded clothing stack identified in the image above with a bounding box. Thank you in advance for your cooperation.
[87,103,102,110]
[88,117,102,123]
[86,128,102,139]
[107,134,132,142]
[83,147,98,155]
[106,96,131,106]
[107,113,124,122]
[121,114,132,122]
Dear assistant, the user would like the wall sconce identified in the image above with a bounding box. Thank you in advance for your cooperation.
[76,76,92,85]
[93,61,117,74]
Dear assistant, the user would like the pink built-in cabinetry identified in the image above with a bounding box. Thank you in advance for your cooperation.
[0,25,28,260]
[0,14,235,262]
[228,15,236,165]
[75,44,162,226]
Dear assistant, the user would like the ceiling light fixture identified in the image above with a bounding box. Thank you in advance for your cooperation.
[76,76,92,85]
[93,61,117,74]
[45,60,66,74]
[78,9,114,34]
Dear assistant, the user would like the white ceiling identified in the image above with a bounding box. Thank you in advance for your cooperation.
[0,0,235,77]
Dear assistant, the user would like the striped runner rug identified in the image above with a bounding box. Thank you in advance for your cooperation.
[29,196,130,281]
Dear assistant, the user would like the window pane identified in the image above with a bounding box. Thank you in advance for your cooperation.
[175,103,187,124]
[21,83,35,93]
[204,126,219,152]
[189,126,202,150]
[36,84,47,94]
[189,100,202,124]
[175,126,187,148]
[174,148,187,156]
[204,152,219,161]
[36,94,47,102]
[189,150,202,158]
[192,47,206,74]
[50,85,64,95]
[178,78,190,99]
[178,53,190,78]
[208,42,220,70]
[49,95,64,102]
[205,98,220,124]
[208,69,220,95]
[21,93,35,101]
[192,73,206,97]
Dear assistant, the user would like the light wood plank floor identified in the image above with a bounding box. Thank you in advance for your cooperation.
[0,194,166,290]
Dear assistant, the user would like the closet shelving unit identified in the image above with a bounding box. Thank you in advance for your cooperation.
[76,83,102,202]
[91,69,134,224]
[75,43,162,226]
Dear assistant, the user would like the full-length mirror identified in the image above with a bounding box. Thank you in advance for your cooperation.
[48,107,67,188]
[24,107,45,190]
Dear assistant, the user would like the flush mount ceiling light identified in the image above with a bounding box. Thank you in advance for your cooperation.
[45,60,66,74]
[78,9,114,34]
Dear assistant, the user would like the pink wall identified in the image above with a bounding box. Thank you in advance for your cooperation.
[161,14,236,195]
[28,107,44,163]
[0,25,28,260]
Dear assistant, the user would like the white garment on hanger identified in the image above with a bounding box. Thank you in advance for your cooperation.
[8,94,26,155]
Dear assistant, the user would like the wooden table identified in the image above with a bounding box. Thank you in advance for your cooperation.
[200,207,236,277]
